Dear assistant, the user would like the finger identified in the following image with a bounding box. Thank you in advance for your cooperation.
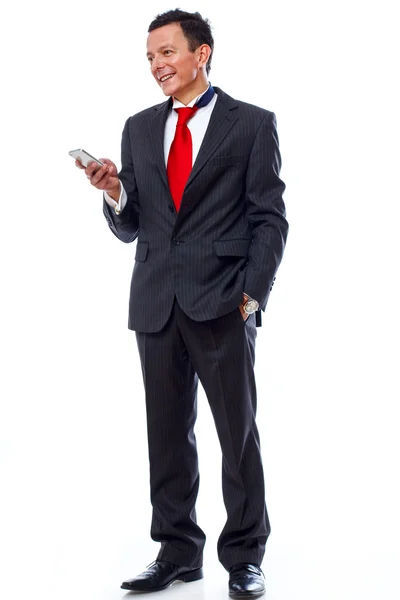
[93,172,113,189]
[91,164,110,186]
[86,162,104,179]
[239,304,248,321]
[95,176,119,193]
[86,161,101,176]
[75,159,85,170]
[99,158,117,176]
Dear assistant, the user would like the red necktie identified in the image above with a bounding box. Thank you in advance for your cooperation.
[167,106,199,211]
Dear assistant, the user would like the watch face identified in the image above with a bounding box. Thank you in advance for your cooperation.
[244,300,258,314]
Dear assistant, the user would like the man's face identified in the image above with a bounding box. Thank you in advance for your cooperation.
[146,23,202,99]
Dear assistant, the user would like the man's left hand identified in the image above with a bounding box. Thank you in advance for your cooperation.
[239,295,250,321]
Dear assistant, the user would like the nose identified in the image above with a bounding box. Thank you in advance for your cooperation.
[151,55,166,73]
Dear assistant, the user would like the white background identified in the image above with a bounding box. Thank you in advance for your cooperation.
[1,1,399,599]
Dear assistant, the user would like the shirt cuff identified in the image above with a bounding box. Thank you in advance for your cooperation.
[104,183,127,214]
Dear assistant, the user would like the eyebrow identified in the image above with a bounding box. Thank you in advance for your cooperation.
[146,44,177,57]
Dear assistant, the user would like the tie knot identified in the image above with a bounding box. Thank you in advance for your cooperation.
[175,106,198,126]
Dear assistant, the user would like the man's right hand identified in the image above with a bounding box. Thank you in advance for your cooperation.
[75,157,121,201]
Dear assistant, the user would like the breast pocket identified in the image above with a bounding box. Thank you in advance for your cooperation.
[210,155,245,168]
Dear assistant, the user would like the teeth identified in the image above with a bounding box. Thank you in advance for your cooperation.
[160,74,174,82]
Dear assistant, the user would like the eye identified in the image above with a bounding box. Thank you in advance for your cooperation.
[164,49,172,55]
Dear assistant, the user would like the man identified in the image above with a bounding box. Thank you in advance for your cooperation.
[75,9,288,598]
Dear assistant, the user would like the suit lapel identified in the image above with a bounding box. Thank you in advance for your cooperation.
[147,87,239,202]
[186,87,239,190]
[148,97,172,193]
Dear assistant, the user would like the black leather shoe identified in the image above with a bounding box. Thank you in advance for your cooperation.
[228,563,265,598]
[120,559,203,592]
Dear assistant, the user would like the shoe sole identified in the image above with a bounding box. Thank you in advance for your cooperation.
[120,567,204,592]
[229,589,266,598]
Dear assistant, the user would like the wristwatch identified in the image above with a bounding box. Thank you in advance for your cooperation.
[243,294,259,315]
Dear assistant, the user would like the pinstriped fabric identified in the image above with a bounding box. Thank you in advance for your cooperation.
[103,86,288,333]
[135,299,270,570]
[135,303,204,569]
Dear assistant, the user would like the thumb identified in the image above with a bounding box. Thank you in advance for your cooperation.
[99,158,117,176]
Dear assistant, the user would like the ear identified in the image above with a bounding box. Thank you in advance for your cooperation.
[197,44,212,68]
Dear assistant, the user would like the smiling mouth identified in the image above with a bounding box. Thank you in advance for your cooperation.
[159,73,175,83]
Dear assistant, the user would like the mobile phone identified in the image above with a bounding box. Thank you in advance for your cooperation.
[69,149,104,168]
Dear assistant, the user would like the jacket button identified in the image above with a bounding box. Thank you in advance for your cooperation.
[172,238,180,245]
[168,204,174,212]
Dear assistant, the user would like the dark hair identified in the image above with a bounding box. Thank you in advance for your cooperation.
[148,8,214,75]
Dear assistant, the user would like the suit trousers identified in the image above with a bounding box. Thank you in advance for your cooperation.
[135,297,271,571]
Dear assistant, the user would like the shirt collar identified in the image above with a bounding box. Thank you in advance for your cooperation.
[172,83,211,109]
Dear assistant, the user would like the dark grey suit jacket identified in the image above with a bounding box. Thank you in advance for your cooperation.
[103,86,288,333]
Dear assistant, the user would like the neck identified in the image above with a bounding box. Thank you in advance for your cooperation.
[174,78,209,106]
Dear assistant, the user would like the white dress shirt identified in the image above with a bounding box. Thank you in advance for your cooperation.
[104,84,218,212]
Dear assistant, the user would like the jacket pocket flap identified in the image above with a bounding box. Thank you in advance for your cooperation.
[213,238,251,257]
[135,241,149,262]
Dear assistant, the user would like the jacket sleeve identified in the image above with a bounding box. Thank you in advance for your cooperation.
[103,117,140,243]
[243,111,288,310]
